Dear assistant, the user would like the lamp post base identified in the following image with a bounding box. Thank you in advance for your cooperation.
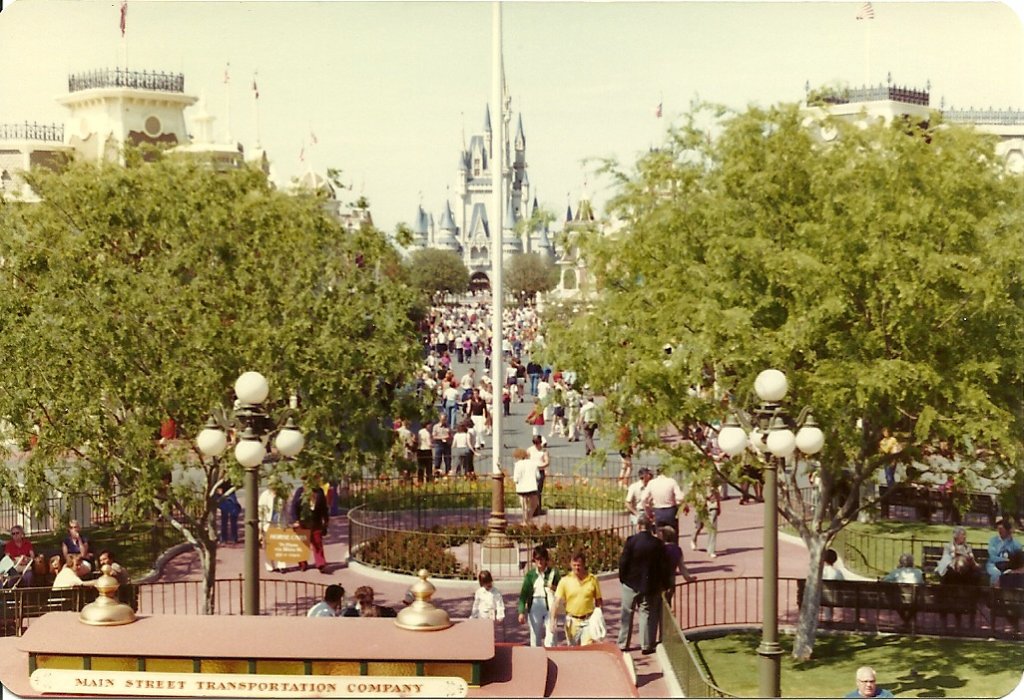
[757,640,783,696]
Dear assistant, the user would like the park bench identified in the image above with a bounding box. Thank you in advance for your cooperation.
[988,587,1024,636]
[921,545,989,580]
[797,579,988,635]
[880,485,997,526]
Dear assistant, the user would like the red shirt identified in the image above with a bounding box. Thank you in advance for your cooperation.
[4,538,33,560]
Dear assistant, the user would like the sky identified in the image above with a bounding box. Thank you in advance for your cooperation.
[0,0,1021,236]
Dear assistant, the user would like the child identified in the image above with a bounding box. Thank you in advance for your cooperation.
[470,570,506,623]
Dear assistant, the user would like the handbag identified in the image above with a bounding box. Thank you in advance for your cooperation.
[588,607,606,642]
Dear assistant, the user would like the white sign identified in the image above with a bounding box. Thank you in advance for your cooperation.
[30,669,468,698]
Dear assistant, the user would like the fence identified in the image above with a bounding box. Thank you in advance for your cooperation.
[347,478,631,578]
[5,577,329,636]
[659,591,734,698]
[831,528,949,579]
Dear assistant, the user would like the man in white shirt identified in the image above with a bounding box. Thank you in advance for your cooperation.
[624,468,654,525]
[642,468,687,541]
[307,584,345,617]
[579,396,598,455]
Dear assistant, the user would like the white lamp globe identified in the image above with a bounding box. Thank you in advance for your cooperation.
[754,369,788,402]
[796,423,825,455]
[196,425,227,457]
[234,436,266,468]
[717,422,749,458]
[766,427,797,458]
[235,371,270,405]
[275,424,305,458]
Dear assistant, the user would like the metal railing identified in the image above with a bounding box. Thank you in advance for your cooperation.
[5,577,329,636]
[347,480,631,578]
[68,69,185,94]
[659,590,735,698]
[943,108,1024,126]
[0,122,65,143]
[819,84,930,106]
[831,528,950,579]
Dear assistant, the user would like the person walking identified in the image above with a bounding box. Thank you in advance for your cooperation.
[295,486,329,572]
[617,516,671,654]
[527,435,549,516]
[691,482,722,558]
[416,421,434,484]
[554,551,603,646]
[517,545,560,647]
[643,467,687,542]
[431,417,453,477]
[513,448,541,525]
[579,395,598,455]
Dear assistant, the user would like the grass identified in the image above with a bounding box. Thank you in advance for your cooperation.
[834,521,993,579]
[694,631,1024,698]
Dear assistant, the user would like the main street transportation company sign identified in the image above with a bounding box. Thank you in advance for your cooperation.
[30,669,468,698]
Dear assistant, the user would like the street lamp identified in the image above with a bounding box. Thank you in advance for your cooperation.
[196,371,304,616]
[717,368,824,698]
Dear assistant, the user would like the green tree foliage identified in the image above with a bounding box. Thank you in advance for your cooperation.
[405,248,469,297]
[505,252,558,299]
[0,150,422,611]
[544,102,1024,658]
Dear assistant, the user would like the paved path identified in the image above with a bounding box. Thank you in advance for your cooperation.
[154,354,810,698]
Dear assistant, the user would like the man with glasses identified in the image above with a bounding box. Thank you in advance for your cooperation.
[3,525,33,574]
[845,666,894,698]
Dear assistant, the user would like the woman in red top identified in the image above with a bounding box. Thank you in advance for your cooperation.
[4,525,33,572]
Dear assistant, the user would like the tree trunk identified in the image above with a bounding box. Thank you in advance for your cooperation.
[200,541,217,615]
[792,535,828,660]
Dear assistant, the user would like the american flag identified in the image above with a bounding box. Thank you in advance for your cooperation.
[223,63,230,84]
[252,77,259,100]
[119,0,127,37]
[299,146,305,163]
[310,131,318,145]
[654,102,663,118]
[855,2,874,20]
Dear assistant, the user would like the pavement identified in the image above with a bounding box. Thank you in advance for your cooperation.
[151,352,808,698]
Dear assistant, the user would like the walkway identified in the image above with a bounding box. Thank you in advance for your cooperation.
[153,352,807,697]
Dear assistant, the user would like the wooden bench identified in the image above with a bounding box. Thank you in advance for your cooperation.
[797,579,986,634]
[881,486,997,526]
[921,545,989,580]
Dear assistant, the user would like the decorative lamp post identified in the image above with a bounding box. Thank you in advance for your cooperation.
[717,369,824,698]
[196,371,304,616]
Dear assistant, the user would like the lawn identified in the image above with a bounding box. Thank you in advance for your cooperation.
[834,521,993,579]
[694,631,1024,698]
[27,522,183,578]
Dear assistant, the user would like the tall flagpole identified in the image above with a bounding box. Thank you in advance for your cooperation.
[489,0,505,475]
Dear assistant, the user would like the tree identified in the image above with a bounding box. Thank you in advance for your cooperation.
[0,149,422,612]
[404,248,469,298]
[505,252,558,299]
[543,102,1024,658]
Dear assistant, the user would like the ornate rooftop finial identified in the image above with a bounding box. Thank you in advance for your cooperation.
[395,570,452,631]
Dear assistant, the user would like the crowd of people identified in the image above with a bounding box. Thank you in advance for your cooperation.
[0,521,129,591]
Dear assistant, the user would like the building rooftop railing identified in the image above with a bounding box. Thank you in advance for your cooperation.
[0,122,64,143]
[817,84,930,107]
[942,108,1024,126]
[67,68,185,94]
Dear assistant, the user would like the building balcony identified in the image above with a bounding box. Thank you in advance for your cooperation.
[67,69,185,94]
[816,84,930,107]
[942,108,1024,126]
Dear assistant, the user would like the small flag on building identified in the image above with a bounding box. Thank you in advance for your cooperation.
[119,0,127,37]
[252,77,259,100]
[855,2,874,20]
[299,146,305,163]
[654,101,663,118]
[310,130,318,145]
[223,63,231,84]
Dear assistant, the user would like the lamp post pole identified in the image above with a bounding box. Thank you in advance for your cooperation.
[758,451,782,698]
[716,369,825,699]
[197,372,305,617]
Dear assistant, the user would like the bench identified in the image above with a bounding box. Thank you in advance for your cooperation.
[797,579,986,634]
[989,587,1024,635]
[921,545,989,580]
[881,486,997,526]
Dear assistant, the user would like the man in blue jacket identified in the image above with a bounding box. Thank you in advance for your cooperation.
[617,515,671,654]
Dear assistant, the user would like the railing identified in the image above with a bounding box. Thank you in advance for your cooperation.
[67,69,185,94]
[831,528,954,579]
[818,84,930,106]
[943,108,1024,126]
[0,122,65,143]
[347,480,631,578]
[659,590,735,698]
[5,577,329,636]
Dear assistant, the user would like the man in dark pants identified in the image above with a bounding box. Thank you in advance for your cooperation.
[617,515,671,654]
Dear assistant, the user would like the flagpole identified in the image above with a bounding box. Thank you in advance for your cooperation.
[490,0,505,478]
[224,63,232,144]
[252,72,261,147]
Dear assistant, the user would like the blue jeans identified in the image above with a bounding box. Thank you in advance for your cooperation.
[220,509,239,543]
[528,374,540,396]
